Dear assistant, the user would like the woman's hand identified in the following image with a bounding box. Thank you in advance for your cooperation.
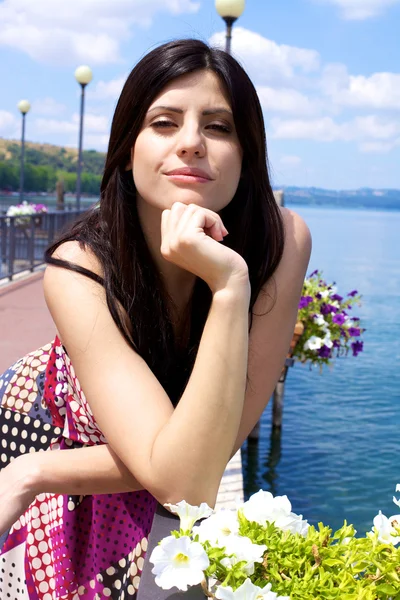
[0,455,37,536]
[161,202,250,295]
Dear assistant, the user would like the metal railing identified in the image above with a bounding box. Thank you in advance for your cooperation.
[0,210,86,282]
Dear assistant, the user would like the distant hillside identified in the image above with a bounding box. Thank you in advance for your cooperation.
[281,186,400,211]
[0,138,105,194]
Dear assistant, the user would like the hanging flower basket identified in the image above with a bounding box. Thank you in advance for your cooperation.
[293,270,365,370]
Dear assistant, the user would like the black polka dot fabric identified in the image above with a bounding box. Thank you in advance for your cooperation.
[0,340,157,599]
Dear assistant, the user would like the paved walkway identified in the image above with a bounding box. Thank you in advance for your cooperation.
[0,270,55,373]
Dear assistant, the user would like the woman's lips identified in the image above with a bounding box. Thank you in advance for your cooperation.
[164,167,213,184]
[166,174,211,183]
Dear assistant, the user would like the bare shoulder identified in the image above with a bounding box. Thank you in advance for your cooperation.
[280,207,312,260]
[49,240,103,277]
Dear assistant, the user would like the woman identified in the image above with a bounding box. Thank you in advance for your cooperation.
[0,39,311,599]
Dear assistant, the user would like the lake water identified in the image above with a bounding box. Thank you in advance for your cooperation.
[242,205,400,535]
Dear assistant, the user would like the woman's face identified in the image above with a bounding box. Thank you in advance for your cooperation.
[131,70,243,214]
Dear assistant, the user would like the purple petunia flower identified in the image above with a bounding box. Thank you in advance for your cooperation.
[348,290,358,297]
[351,340,364,356]
[332,313,346,325]
[331,294,343,302]
[316,292,322,300]
[320,303,338,315]
[333,339,340,348]
[348,327,361,337]
[299,296,313,309]
[309,269,319,277]
[318,345,331,358]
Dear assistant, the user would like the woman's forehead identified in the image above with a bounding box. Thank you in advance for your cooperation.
[148,70,232,112]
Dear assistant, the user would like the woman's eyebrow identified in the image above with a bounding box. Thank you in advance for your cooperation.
[147,105,233,117]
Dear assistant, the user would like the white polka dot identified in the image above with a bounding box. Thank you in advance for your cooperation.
[141,537,148,551]
[35,528,44,541]
[106,566,116,576]
[2,424,8,433]
[32,518,41,529]
[39,541,48,553]
[58,496,63,508]
[128,585,135,595]
[103,588,111,597]
[68,501,75,511]
[132,575,141,589]
[31,506,40,518]
[19,444,26,453]
[33,419,41,428]
[49,577,56,590]
[43,594,52,600]
[40,435,48,444]
[46,565,54,577]
[1,453,7,463]
[27,532,35,544]
[119,557,126,568]
[40,503,49,514]
[90,580,95,589]
[42,553,51,565]
[135,542,141,556]
[31,432,38,441]
[32,557,42,569]
[39,581,49,593]
[114,579,122,590]
[21,429,28,439]
[10,442,16,451]
[137,556,144,570]
[35,569,45,581]
[130,563,137,577]
[11,427,18,436]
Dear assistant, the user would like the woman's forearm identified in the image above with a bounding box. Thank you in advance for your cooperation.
[150,282,250,507]
[24,444,143,496]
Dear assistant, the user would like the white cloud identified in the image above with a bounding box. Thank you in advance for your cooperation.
[34,112,109,135]
[257,86,320,116]
[209,28,320,86]
[321,64,400,110]
[32,97,67,116]
[89,75,128,101]
[0,110,18,136]
[0,0,200,65]
[269,115,400,150]
[280,155,302,166]
[359,140,400,153]
[317,0,400,19]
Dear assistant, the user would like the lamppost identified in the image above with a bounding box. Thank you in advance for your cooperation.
[74,65,93,210]
[215,0,246,54]
[17,99,31,203]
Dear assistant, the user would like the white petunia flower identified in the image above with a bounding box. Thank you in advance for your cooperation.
[150,535,209,591]
[329,286,338,296]
[303,336,323,351]
[164,500,213,533]
[220,535,267,576]
[372,511,400,545]
[322,337,333,349]
[313,314,326,326]
[193,509,239,545]
[393,484,400,508]
[242,490,309,536]
[215,578,290,599]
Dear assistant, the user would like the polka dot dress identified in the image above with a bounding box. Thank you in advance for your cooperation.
[0,338,157,599]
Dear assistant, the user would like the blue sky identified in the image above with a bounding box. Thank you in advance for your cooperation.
[0,0,399,190]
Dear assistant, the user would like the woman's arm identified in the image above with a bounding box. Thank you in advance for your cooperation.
[24,444,143,496]
[42,242,249,509]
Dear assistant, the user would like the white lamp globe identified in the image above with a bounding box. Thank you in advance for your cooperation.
[17,100,31,114]
[74,65,93,86]
[215,0,245,18]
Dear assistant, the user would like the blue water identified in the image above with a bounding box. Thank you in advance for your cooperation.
[242,205,400,535]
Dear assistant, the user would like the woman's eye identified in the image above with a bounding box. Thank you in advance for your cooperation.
[207,123,231,134]
[151,120,176,129]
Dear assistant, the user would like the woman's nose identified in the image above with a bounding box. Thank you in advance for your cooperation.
[176,125,206,159]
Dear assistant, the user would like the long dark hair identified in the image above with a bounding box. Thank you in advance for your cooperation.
[45,39,284,405]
